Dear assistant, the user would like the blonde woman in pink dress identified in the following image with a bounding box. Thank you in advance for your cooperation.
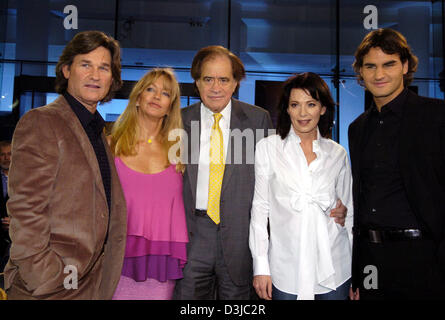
[109,68,188,300]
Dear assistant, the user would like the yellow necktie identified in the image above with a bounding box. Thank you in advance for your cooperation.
[207,113,225,224]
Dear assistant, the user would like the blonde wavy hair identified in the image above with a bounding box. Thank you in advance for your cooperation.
[110,68,184,172]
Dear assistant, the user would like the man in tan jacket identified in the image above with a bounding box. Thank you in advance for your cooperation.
[4,30,127,299]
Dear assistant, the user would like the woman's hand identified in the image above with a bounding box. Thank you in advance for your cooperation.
[253,275,273,300]
[330,199,347,226]
[349,287,360,300]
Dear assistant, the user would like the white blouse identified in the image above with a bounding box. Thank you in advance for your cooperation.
[249,129,353,300]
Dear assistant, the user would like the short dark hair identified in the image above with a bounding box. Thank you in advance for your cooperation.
[0,141,11,150]
[353,28,418,86]
[276,72,336,139]
[55,30,123,103]
[190,45,245,92]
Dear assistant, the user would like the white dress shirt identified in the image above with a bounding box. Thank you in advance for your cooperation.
[249,128,353,300]
[195,101,232,210]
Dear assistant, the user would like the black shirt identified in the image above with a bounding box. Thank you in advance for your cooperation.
[359,88,419,229]
[63,92,112,213]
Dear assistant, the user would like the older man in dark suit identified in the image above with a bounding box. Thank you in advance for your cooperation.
[4,31,127,299]
[174,46,347,299]
[349,28,445,300]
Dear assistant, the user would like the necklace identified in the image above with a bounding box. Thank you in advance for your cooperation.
[147,136,156,144]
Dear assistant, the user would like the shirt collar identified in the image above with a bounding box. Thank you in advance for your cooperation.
[284,127,327,158]
[63,91,105,137]
[370,88,408,118]
[200,99,232,128]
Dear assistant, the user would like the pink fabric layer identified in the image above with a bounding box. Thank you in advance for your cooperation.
[115,158,188,282]
[125,237,187,263]
[122,254,184,282]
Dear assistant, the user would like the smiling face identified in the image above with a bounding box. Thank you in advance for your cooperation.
[360,47,408,109]
[137,76,172,120]
[62,46,113,113]
[196,55,238,113]
[287,88,326,140]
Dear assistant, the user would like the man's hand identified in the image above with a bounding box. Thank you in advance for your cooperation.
[253,275,272,300]
[330,199,347,226]
[349,287,360,300]
[1,217,9,231]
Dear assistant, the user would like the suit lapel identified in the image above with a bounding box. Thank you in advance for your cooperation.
[54,96,107,204]
[102,132,116,213]
[184,103,201,206]
[221,99,247,194]
[351,109,371,179]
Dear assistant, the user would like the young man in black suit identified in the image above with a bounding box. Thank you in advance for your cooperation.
[349,28,445,300]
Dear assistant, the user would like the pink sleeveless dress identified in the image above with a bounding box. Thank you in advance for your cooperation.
[112,157,188,300]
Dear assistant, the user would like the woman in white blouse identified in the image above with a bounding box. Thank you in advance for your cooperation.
[249,72,353,300]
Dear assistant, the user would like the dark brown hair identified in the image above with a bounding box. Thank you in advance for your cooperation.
[353,28,418,86]
[190,45,245,92]
[276,72,336,139]
[55,30,123,103]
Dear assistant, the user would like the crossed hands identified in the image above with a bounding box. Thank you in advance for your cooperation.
[252,200,348,300]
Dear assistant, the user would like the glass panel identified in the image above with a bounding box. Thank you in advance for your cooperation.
[231,0,336,74]
[117,0,228,68]
[0,0,443,146]
[339,0,444,153]
[338,76,365,154]
[245,73,339,140]
[0,1,5,104]
[0,62,15,113]
[97,98,128,121]
[339,0,442,80]
[411,78,444,100]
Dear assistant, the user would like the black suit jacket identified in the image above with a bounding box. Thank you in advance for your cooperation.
[0,174,9,262]
[0,176,7,219]
[348,89,445,289]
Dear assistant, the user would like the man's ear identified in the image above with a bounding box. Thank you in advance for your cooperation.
[402,60,408,75]
[62,64,70,79]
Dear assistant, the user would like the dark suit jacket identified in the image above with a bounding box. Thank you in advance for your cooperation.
[182,98,273,286]
[0,179,6,219]
[4,96,127,299]
[0,179,9,265]
[348,90,445,289]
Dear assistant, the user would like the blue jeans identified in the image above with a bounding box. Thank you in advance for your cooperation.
[272,279,351,300]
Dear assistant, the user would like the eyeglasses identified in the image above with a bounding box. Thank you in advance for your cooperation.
[200,76,234,87]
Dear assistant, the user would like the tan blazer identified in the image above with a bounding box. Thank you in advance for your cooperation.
[4,96,127,299]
